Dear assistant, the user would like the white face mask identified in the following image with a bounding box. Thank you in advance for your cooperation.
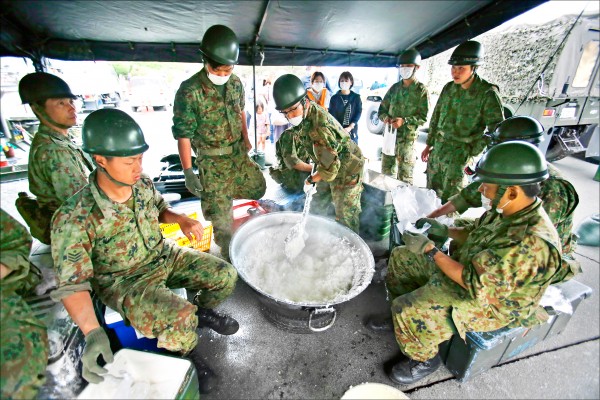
[495,199,512,214]
[207,72,231,86]
[340,82,351,91]
[481,194,493,211]
[288,115,303,126]
[400,67,415,79]
[312,82,324,92]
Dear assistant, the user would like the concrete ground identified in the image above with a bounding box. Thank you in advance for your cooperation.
[1,119,598,399]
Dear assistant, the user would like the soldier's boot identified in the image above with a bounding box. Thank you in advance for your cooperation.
[388,353,441,385]
[365,314,394,333]
[196,307,239,335]
[186,346,218,394]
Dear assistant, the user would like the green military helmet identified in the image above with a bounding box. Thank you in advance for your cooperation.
[273,74,306,111]
[82,109,149,156]
[473,141,548,185]
[489,115,545,145]
[448,40,484,65]
[200,24,239,65]
[18,72,77,104]
[398,49,421,66]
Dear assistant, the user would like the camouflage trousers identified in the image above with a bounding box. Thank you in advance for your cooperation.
[381,141,417,185]
[426,141,473,203]
[97,242,237,354]
[197,147,266,259]
[386,246,466,362]
[310,169,364,233]
[1,292,48,399]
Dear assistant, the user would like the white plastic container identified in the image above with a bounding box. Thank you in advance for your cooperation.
[77,348,198,399]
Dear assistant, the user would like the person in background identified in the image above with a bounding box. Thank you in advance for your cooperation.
[16,72,93,244]
[422,40,504,203]
[426,115,580,280]
[1,208,48,399]
[273,74,365,232]
[329,71,362,144]
[172,24,266,261]
[51,109,239,394]
[306,71,331,109]
[367,142,567,385]
[254,101,271,152]
[378,49,429,184]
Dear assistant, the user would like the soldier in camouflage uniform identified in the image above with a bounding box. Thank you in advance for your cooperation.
[269,127,312,193]
[1,208,48,399]
[427,116,580,278]
[367,142,567,385]
[172,25,266,261]
[51,109,238,394]
[378,49,429,184]
[273,74,365,232]
[16,73,93,244]
[422,41,504,203]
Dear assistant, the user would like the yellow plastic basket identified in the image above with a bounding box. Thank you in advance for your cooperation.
[159,212,212,252]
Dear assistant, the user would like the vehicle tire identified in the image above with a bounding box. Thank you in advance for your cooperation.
[366,102,384,135]
[545,136,568,162]
[114,93,121,108]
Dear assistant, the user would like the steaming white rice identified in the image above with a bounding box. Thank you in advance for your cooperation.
[237,225,363,303]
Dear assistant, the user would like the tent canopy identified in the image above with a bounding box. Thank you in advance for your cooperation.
[0,0,545,67]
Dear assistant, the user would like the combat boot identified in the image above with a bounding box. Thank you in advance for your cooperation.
[365,313,394,333]
[388,353,441,385]
[186,346,218,394]
[196,307,239,335]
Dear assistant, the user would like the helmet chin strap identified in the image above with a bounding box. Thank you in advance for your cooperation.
[95,162,134,187]
[32,104,72,130]
[491,186,508,211]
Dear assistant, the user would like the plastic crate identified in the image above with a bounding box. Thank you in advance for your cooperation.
[159,212,212,252]
[232,200,266,231]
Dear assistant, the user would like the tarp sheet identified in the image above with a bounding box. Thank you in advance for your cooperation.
[0,0,545,66]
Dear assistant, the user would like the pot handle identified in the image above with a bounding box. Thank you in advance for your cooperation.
[308,307,337,332]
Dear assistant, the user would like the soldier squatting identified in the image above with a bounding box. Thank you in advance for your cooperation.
[0,24,580,397]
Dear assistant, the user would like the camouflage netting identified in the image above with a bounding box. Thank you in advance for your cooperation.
[421,15,587,104]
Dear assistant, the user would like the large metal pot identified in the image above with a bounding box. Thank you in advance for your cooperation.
[230,212,375,333]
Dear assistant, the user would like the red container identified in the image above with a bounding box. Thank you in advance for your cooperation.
[232,200,266,231]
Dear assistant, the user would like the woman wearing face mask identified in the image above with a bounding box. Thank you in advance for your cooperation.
[172,24,266,262]
[306,71,331,108]
[378,49,429,184]
[328,71,363,144]
[272,74,365,233]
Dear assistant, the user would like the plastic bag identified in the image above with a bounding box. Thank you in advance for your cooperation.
[382,124,397,156]
[391,185,453,234]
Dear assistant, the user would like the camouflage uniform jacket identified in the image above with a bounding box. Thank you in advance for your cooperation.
[171,68,245,149]
[292,101,364,182]
[28,124,93,211]
[378,79,429,143]
[451,199,565,338]
[449,163,580,256]
[270,128,311,191]
[50,170,170,308]
[426,75,504,156]
[0,209,35,295]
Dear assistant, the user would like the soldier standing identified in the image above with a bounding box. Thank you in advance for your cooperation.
[51,109,239,394]
[272,74,365,232]
[378,49,429,184]
[426,116,581,279]
[367,142,568,385]
[269,128,312,193]
[16,72,93,244]
[421,41,504,202]
[172,24,266,261]
[1,209,48,399]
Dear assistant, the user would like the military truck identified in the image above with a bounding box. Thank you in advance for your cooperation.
[366,14,600,162]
